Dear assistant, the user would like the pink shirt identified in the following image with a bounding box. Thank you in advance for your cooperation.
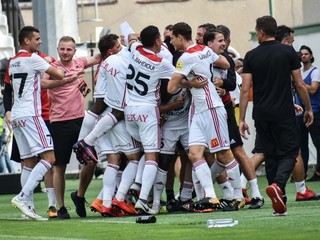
[48,58,88,122]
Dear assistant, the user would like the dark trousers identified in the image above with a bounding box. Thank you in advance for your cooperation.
[255,117,298,195]
[297,111,320,175]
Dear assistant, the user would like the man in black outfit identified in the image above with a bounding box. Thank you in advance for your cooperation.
[239,16,313,216]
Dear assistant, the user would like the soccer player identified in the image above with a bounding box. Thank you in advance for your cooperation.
[70,34,124,218]
[124,25,175,214]
[168,22,241,211]
[7,26,79,220]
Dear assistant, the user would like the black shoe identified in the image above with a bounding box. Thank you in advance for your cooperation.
[57,206,70,219]
[307,172,320,182]
[221,198,246,211]
[249,197,264,209]
[166,198,193,213]
[127,188,139,205]
[190,197,219,211]
[216,199,234,210]
[71,191,86,217]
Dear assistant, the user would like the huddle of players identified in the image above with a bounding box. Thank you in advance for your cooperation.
[72,21,264,217]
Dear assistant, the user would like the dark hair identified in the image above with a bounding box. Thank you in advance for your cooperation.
[59,36,76,44]
[216,25,230,40]
[198,23,216,32]
[256,15,277,37]
[165,24,173,31]
[18,26,40,45]
[172,22,192,41]
[98,34,119,56]
[140,25,160,48]
[275,25,294,42]
[203,30,224,46]
[300,45,315,63]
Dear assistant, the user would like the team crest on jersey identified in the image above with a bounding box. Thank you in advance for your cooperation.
[176,61,183,70]
[210,138,219,148]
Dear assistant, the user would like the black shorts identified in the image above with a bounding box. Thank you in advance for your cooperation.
[225,101,243,148]
[11,120,51,163]
[50,117,83,165]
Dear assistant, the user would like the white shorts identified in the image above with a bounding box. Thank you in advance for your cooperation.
[189,107,230,153]
[97,120,141,156]
[125,105,160,153]
[12,116,53,159]
[160,127,189,154]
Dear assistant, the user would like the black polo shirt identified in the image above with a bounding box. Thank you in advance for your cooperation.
[243,40,301,121]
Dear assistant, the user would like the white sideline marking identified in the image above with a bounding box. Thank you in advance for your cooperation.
[81,219,170,224]
[81,219,135,224]
[0,235,86,240]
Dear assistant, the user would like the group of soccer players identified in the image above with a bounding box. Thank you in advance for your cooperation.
[70,21,266,218]
[8,19,319,220]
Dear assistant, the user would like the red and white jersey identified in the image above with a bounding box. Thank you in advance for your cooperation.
[164,88,190,130]
[126,42,174,106]
[175,44,224,114]
[8,50,50,120]
[97,48,130,111]
[157,44,173,63]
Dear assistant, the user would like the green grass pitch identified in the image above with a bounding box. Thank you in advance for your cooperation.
[0,176,319,240]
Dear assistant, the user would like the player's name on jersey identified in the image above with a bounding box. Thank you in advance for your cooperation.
[10,61,21,68]
[126,113,148,122]
[199,50,212,60]
[133,55,156,71]
[167,107,187,116]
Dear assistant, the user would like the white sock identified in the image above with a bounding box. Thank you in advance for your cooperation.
[248,178,262,198]
[21,166,32,187]
[116,171,123,189]
[153,168,167,207]
[115,160,139,201]
[210,160,225,183]
[102,163,119,207]
[295,180,307,194]
[219,181,234,200]
[78,110,98,140]
[193,160,217,198]
[135,154,145,185]
[46,188,56,207]
[139,160,158,201]
[19,160,51,200]
[21,166,35,210]
[192,169,204,200]
[224,159,242,201]
[180,181,193,201]
[84,113,118,146]
[240,173,248,189]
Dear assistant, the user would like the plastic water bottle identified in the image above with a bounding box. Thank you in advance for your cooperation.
[207,218,238,228]
[136,215,157,224]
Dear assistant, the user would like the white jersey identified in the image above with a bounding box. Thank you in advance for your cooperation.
[157,44,173,63]
[175,44,224,114]
[96,48,130,111]
[9,50,50,120]
[126,42,174,106]
[163,88,190,130]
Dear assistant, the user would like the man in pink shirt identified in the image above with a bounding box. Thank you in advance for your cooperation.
[44,36,102,219]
